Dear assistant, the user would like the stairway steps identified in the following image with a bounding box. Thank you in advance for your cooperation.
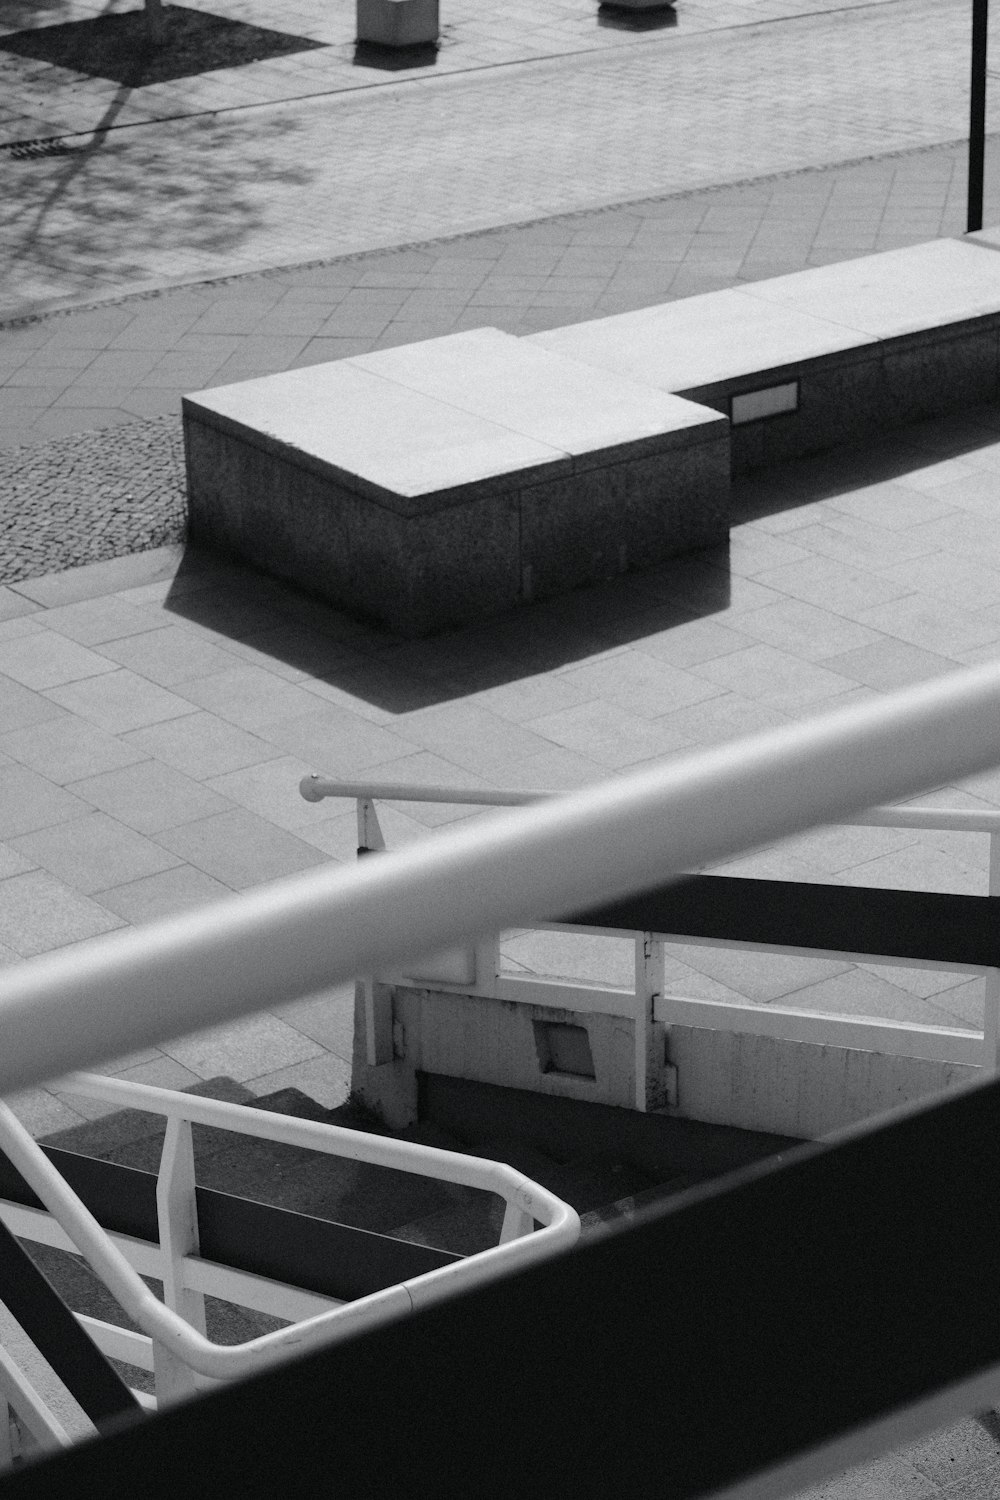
[39,1083,462,1232]
[578,1177,698,1236]
[22,1081,461,1393]
[43,1077,256,1161]
[389,1199,506,1257]
[16,1078,767,1399]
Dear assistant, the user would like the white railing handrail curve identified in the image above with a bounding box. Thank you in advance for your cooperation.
[0,1081,579,1384]
[1,664,1000,1098]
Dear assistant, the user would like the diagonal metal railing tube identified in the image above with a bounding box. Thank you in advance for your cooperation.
[1,663,1000,1098]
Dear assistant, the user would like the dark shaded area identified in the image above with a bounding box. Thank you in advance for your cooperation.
[597,1,678,31]
[420,1073,798,1184]
[567,872,1000,968]
[0,5,325,86]
[17,1241,285,1396]
[0,1142,461,1299]
[162,537,734,712]
[731,404,1000,525]
[0,1216,139,1429]
[5,1072,1000,1497]
[353,38,438,70]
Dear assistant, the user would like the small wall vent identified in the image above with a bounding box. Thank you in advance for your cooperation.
[730,380,799,425]
[532,1021,596,1079]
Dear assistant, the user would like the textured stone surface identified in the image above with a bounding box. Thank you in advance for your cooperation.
[0,415,185,585]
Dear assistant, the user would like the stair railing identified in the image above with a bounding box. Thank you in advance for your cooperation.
[0,666,998,1488]
[0,1079,579,1411]
[1,664,1000,1102]
[300,773,1000,1087]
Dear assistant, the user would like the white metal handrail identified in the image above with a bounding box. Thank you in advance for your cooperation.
[0,1077,579,1393]
[304,770,1000,1079]
[1,665,1000,1099]
[300,773,1000,830]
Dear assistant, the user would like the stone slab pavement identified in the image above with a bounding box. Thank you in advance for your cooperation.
[2,130,999,451]
[2,0,1000,313]
[4,395,1000,1128]
[0,0,905,148]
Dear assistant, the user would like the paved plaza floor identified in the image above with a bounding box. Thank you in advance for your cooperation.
[4,0,1000,1487]
[2,0,1000,314]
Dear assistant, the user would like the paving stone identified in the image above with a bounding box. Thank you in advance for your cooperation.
[0,763,90,839]
[93,623,240,684]
[836,842,986,896]
[38,595,167,646]
[526,699,691,769]
[70,757,236,834]
[205,754,330,832]
[0,629,119,690]
[272,983,355,1061]
[664,943,854,1004]
[121,711,279,780]
[7,544,195,607]
[822,639,960,690]
[0,716,148,784]
[9,811,183,895]
[152,807,329,888]
[93,864,235,924]
[157,1010,325,1082]
[44,666,200,733]
[0,673,72,732]
[242,1051,351,1107]
[0,869,124,956]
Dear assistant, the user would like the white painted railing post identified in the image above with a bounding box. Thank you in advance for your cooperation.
[356,799,394,1066]
[634,934,666,1112]
[0,1399,13,1469]
[984,833,1000,1072]
[356,797,386,859]
[499,1201,535,1243]
[154,1118,205,1407]
[473,935,500,997]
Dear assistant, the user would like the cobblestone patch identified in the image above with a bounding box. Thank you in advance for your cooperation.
[0,415,185,584]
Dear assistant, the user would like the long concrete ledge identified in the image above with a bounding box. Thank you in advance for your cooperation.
[184,327,728,636]
[532,236,1000,473]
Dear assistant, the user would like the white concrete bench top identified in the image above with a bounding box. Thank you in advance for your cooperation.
[529,237,1000,392]
[184,328,723,509]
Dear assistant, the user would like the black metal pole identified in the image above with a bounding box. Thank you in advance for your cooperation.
[968,0,989,232]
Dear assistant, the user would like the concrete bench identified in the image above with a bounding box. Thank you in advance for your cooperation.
[183,328,728,637]
[531,236,1000,473]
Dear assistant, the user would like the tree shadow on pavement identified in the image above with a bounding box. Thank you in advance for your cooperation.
[0,5,324,85]
[0,94,313,308]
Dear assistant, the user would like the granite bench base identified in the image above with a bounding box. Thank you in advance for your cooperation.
[183,329,729,637]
